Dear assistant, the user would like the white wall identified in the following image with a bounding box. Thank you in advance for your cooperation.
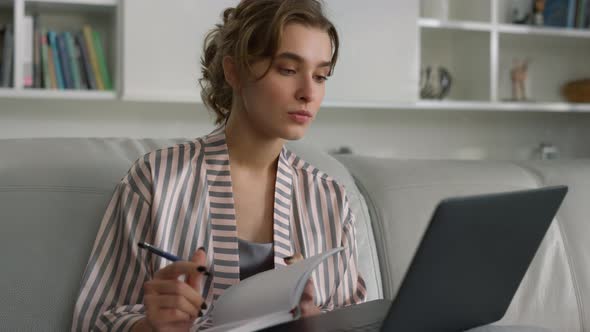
[1,98,589,161]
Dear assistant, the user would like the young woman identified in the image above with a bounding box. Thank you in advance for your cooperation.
[72,0,366,331]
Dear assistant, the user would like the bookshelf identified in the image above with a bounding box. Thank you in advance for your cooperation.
[0,0,118,100]
[419,0,590,110]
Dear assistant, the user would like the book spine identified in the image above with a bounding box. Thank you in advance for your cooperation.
[65,32,82,89]
[23,16,34,87]
[1,24,13,87]
[40,28,51,89]
[83,25,104,90]
[48,31,64,89]
[32,15,41,88]
[567,0,577,27]
[56,33,73,89]
[76,31,96,90]
[578,0,588,28]
[46,45,57,89]
[574,0,584,28]
[92,30,112,90]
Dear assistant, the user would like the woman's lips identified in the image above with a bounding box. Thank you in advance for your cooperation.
[288,110,312,124]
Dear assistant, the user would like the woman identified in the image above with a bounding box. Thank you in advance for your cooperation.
[72,0,366,331]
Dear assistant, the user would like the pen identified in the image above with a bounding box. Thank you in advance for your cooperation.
[137,242,182,262]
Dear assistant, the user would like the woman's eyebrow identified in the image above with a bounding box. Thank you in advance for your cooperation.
[275,52,331,68]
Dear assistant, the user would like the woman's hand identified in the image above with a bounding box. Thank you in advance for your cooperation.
[284,253,322,318]
[132,248,209,332]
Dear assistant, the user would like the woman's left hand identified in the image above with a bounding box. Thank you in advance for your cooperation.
[284,253,322,318]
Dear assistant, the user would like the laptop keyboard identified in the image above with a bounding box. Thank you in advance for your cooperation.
[337,320,382,332]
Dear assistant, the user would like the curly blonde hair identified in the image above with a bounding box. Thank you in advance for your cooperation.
[199,0,339,125]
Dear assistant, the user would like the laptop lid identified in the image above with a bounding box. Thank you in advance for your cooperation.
[381,185,568,332]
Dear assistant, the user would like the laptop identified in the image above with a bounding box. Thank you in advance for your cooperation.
[263,185,568,332]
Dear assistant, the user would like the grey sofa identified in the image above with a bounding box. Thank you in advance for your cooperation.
[0,138,588,331]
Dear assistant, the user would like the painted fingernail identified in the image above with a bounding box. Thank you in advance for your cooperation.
[198,246,206,252]
[197,266,207,273]
[198,310,203,317]
[201,302,208,310]
[284,256,293,262]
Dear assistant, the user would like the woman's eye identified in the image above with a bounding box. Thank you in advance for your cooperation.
[315,75,328,83]
[279,68,296,75]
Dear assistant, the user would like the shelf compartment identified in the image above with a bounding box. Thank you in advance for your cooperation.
[420,0,491,23]
[421,27,491,102]
[22,0,118,92]
[498,33,590,103]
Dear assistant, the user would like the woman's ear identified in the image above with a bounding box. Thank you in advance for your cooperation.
[222,56,240,90]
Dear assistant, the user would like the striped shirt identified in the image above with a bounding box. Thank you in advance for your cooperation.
[71,126,367,331]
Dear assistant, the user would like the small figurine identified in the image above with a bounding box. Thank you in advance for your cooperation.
[532,0,545,26]
[510,58,530,101]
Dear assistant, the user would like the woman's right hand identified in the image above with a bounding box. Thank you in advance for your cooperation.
[132,248,209,332]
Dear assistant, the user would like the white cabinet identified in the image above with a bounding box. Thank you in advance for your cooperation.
[323,0,419,105]
[122,0,237,102]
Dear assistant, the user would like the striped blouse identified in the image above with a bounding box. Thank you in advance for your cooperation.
[71,126,367,331]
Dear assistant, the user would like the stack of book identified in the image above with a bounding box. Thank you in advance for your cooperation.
[544,0,590,28]
[23,16,112,91]
[0,23,14,88]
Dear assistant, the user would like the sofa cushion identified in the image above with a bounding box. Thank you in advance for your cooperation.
[337,156,581,332]
[518,161,590,332]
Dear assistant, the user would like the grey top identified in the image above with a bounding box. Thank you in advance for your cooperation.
[238,238,275,280]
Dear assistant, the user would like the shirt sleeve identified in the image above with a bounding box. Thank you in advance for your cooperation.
[71,180,153,332]
[321,193,368,311]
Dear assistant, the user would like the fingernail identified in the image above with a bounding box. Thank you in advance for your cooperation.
[197,266,207,273]
[284,256,293,262]
[198,310,203,317]
[198,246,206,252]
[201,302,208,310]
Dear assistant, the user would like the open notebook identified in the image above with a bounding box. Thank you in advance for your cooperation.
[202,247,345,332]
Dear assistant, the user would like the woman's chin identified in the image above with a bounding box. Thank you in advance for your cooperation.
[280,125,309,141]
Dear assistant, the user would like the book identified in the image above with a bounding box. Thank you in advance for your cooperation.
[1,23,13,87]
[47,31,64,89]
[204,247,344,332]
[64,32,82,89]
[32,15,42,88]
[75,31,96,90]
[82,25,104,90]
[92,30,112,90]
[39,28,52,89]
[23,15,34,88]
[56,33,73,89]
[544,0,571,27]
[567,0,577,27]
[46,44,57,89]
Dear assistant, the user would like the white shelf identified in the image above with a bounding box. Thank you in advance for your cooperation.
[418,18,493,32]
[498,24,590,39]
[0,88,117,100]
[25,0,117,7]
[324,99,590,113]
[415,100,590,112]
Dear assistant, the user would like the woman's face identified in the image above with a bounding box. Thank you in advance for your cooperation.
[237,23,333,140]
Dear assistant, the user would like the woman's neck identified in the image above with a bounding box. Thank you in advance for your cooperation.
[224,110,284,172]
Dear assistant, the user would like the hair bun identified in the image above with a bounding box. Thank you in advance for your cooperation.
[223,8,235,24]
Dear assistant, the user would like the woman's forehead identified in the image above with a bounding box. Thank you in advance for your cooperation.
[276,23,332,66]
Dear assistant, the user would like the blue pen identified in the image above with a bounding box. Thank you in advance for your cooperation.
[137,242,181,262]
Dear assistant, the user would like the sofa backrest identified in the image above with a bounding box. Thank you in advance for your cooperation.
[337,156,589,332]
[0,138,381,331]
